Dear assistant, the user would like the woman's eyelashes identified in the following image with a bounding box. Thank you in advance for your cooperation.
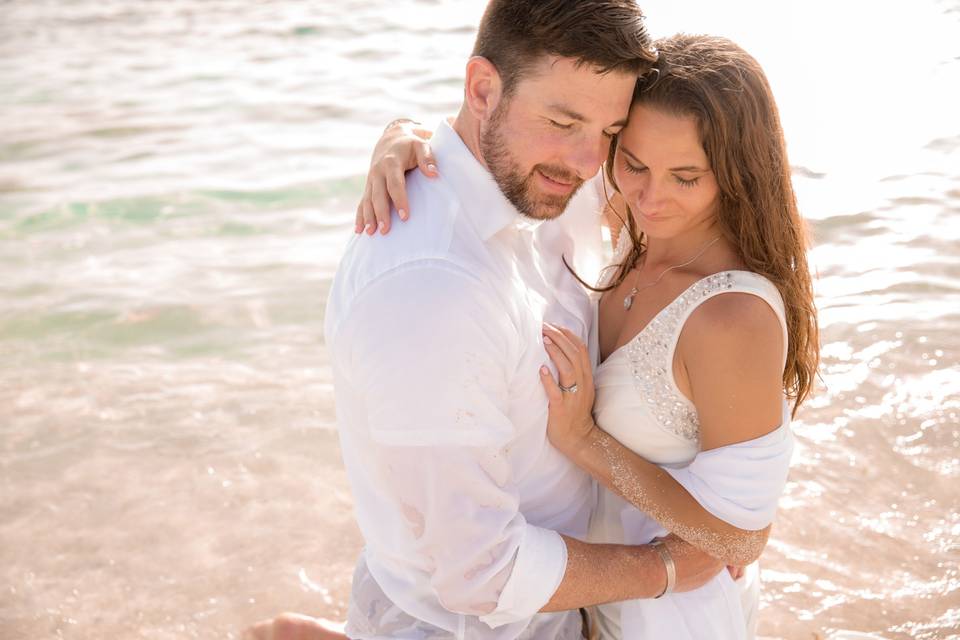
[622,158,647,175]
[622,158,701,188]
[675,175,701,188]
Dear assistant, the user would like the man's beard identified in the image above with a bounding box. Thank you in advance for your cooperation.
[479,107,584,221]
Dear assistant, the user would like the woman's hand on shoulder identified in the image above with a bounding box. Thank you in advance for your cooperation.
[680,292,785,451]
[539,323,598,460]
[356,119,438,236]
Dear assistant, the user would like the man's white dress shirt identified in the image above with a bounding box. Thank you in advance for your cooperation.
[324,121,606,639]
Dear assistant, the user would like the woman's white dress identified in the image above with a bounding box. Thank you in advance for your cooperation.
[586,235,795,640]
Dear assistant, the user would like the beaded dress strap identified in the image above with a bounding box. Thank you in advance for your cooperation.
[625,271,788,443]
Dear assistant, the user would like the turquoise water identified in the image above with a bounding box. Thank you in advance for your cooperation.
[1,1,959,638]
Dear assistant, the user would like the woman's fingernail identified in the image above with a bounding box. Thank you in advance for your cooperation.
[543,335,553,345]
[398,209,408,220]
[427,163,437,173]
[540,366,549,375]
[379,221,387,233]
[365,223,375,235]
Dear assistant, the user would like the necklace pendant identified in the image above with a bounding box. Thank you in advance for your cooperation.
[624,288,637,311]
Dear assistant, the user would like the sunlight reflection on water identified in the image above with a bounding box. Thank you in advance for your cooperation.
[1,1,958,638]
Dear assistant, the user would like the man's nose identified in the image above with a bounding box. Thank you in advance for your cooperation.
[564,134,610,179]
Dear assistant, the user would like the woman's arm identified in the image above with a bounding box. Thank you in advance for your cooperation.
[562,423,769,567]
[355,119,437,236]
[540,319,783,567]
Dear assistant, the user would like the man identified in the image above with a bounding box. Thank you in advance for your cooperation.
[254,2,725,638]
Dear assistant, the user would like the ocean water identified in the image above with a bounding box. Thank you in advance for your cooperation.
[1,1,958,638]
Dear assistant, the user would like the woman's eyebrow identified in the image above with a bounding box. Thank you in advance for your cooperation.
[618,144,643,164]
[619,143,707,172]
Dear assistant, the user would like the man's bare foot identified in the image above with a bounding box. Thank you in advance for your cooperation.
[242,613,348,640]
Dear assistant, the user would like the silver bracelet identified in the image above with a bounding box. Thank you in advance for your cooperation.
[383,117,421,134]
[650,540,677,599]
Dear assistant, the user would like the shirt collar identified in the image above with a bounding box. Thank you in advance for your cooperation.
[431,120,545,240]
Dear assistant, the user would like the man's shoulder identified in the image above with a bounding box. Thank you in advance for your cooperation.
[325,172,487,341]
[345,171,469,273]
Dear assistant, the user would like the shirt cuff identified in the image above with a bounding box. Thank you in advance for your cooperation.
[479,524,567,629]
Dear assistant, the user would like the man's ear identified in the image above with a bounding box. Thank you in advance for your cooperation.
[464,56,504,121]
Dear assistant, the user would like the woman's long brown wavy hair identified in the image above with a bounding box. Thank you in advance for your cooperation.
[599,34,819,415]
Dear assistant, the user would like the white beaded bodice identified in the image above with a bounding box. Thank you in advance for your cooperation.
[619,270,738,444]
[587,232,788,640]
[591,232,788,466]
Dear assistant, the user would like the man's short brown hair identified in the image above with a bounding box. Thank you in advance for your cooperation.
[471,0,657,95]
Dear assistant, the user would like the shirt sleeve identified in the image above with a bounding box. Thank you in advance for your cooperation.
[336,261,568,626]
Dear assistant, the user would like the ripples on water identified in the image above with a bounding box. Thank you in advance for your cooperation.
[1,1,958,638]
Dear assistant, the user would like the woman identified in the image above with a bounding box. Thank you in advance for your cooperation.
[531,33,819,638]
[251,34,818,640]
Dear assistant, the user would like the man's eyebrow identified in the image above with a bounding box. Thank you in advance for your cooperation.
[619,143,708,172]
[547,103,628,129]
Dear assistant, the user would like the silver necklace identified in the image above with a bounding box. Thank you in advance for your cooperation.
[623,236,722,311]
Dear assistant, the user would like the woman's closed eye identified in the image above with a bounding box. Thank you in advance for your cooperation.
[674,175,701,188]
[623,158,702,188]
[622,158,647,175]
